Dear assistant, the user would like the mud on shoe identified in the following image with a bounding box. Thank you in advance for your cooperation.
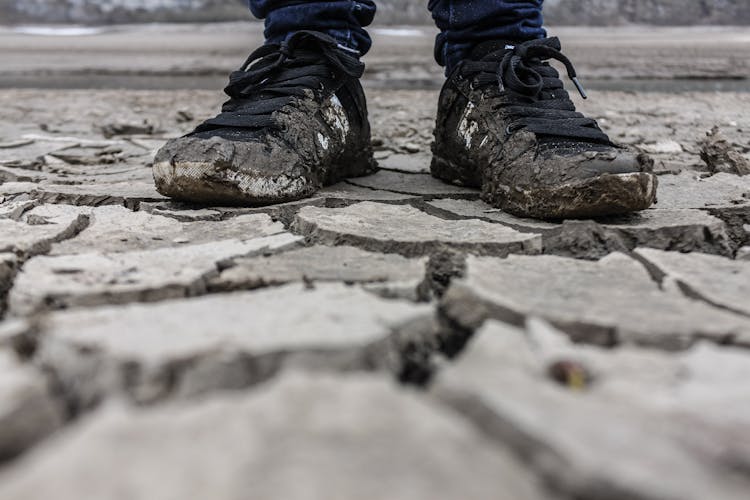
[153,31,376,205]
[431,37,657,219]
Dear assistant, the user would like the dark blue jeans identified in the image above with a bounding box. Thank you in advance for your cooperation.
[248,1,546,72]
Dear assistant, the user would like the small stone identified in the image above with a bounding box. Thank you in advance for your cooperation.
[30,284,435,405]
[9,233,301,316]
[294,202,541,257]
[0,349,63,461]
[50,205,286,254]
[348,171,479,198]
[738,246,750,261]
[547,359,592,390]
[699,126,750,176]
[636,248,750,316]
[431,319,750,500]
[209,245,428,300]
[0,372,545,500]
[441,253,750,349]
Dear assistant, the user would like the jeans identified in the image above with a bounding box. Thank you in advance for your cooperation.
[248,1,546,72]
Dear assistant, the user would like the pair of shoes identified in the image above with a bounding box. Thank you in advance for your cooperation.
[153,31,657,219]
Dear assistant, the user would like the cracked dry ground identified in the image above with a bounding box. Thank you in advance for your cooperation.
[0,88,749,500]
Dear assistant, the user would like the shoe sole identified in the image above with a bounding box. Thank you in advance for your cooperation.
[432,155,658,219]
[153,155,376,206]
[488,171,658,220]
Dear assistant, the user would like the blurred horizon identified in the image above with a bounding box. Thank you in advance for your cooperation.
[1,0,749,26]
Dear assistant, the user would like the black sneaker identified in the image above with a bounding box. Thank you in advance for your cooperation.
[153,31,376,205]
[431,37,657,219]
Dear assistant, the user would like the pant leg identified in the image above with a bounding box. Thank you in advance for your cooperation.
[247,0,376,56]
[428,0,546,73]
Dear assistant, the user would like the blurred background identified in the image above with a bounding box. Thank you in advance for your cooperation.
[1,0,750,25]
[0,1,748,91]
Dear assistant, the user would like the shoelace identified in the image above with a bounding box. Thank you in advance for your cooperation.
[193,31,364,133]
[459,37,612,144]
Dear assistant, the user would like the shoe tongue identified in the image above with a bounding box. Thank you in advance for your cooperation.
[469,40,516,60]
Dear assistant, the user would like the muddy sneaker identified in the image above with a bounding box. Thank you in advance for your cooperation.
[153,31,375,205]
[431,37,657,219]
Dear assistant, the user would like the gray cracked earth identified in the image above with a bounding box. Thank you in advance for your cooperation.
[0,77,750,497]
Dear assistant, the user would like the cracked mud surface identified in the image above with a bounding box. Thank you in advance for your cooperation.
[0,84,749,499]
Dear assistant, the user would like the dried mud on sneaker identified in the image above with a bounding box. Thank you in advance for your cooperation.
[153,31,376,206]
[431,37,657,219]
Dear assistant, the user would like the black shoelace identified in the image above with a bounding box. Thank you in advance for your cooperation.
[459,37,612,145]
[193,31,364,133]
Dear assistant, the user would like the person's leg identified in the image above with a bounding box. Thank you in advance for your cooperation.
[428,0,545,73]
[249,0,376,56]
[429,0,658,218]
